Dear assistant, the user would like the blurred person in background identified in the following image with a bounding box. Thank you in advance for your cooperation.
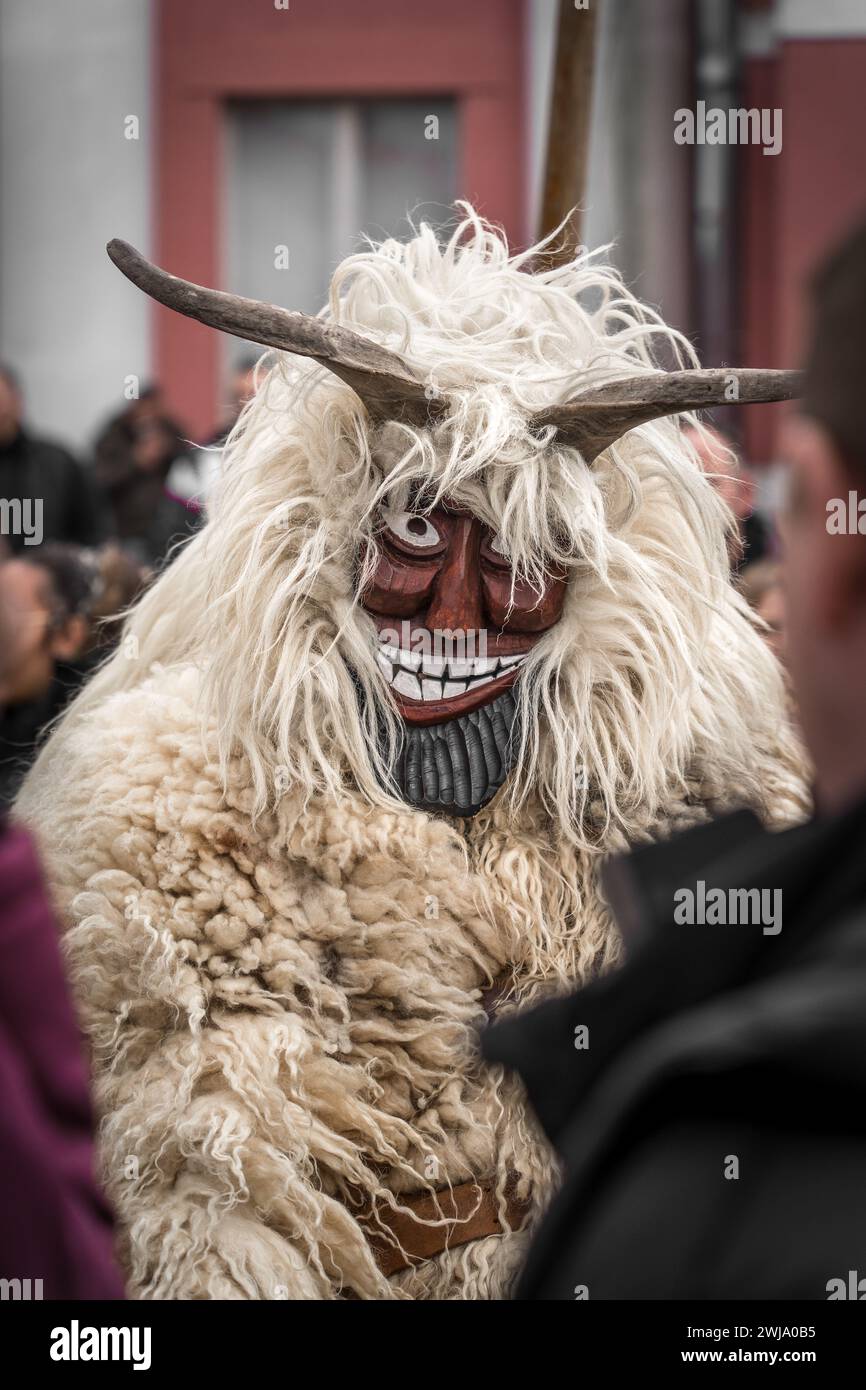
[0,363,108,552]
[738,559,786,665]
[93,385,197,566]
[0,544,103,806]
[0,571,124,1300]
[204,354,259,448]
[171,354,262,509]
[83,543,149,654]
[684,422,771,573]
[484,215,866,1300]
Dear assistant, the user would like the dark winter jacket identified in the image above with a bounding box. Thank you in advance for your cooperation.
[92,414,195,563]
[0,429,107,553]
[0,658,93,808]
[484,797,866,1300]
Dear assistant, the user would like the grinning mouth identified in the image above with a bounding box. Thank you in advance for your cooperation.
[377,645,527,702]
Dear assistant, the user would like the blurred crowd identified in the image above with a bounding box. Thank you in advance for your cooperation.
[0,357,257,806]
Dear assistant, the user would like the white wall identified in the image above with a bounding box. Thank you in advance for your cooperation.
[224,97,458,347]
[526,0,558,243]
[779,0,866,38]
[527,0,693,337]
[0,0,151,453]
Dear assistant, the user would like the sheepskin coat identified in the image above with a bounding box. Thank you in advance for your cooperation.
[18,659,805,1299]
[16,209,809,1298]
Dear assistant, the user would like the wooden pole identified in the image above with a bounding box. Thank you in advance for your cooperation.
[537,0,600,269]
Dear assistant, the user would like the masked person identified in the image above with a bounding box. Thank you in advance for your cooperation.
[16,209,807,1300]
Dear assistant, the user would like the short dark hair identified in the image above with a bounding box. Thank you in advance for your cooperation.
[21,544,102,630]
[803,214,866,465]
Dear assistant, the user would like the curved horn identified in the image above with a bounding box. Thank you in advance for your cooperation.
[530,368,804,462]
[106,239,440,427]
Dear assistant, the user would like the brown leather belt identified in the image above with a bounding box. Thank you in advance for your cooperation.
[359,1178,530,1278]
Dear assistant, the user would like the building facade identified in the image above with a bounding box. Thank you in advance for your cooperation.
[1,0,864,460]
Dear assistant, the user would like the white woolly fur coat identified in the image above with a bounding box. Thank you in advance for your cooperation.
[17,214,808,1299]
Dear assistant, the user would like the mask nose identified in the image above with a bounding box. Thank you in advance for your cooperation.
[423,515,484,634]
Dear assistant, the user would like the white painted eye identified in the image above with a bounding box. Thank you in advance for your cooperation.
[383,510,442,549]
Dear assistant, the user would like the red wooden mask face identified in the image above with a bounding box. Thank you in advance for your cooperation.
[360,499,568,726]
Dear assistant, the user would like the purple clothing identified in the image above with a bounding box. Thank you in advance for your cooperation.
[0,819,124,1299]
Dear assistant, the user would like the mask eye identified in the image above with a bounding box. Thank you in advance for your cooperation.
[481,531,512,569]
[382,509,445,555]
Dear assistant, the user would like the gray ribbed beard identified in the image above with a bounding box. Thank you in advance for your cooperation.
[384,687,519,817]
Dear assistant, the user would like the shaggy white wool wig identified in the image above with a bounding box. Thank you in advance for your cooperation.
[60,204,798,849]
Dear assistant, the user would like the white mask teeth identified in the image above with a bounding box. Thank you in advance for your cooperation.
[447,656,474,679]
[392,669,423,700]
[380,643,421,672]
[471,656,498,676]
[378,644,529,700]
[422,655,448,678]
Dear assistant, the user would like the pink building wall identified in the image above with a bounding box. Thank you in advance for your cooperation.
[741,28,866,463]
[155,0,526,437]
